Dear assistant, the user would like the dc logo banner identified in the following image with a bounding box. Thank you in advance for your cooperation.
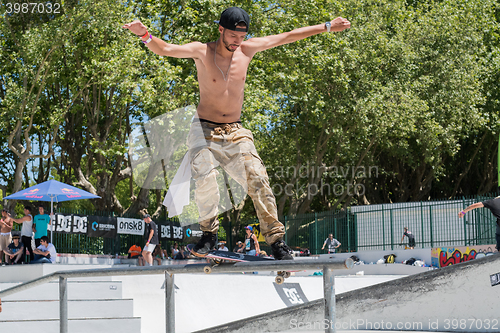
[72,215,87,234]
[491,273,500,287]
[274,283,309,307]
[53,214,87,234]
[54,214,72,233]
[161,224,171,239]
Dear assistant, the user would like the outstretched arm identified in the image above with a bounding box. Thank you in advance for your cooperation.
[10,216,30,224]
[458,202,484,218]
[122,20,205,59]
[242,17,350,57]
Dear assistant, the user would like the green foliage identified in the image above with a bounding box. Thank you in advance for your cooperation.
[1,0,498,220]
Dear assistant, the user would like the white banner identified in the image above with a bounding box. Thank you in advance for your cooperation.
[117,217,145,236]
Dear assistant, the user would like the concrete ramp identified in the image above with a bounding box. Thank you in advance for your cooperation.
[200,254,500,332]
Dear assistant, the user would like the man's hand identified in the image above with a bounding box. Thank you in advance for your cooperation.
[329,17,351,32]
[122,20,149,37]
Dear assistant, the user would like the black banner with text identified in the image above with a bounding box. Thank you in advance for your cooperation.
[52,213,200,242]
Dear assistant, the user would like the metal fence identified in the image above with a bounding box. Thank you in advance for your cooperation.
[12,193,499,255]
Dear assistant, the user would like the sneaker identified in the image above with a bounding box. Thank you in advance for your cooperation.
[271,240,294,260]
[190,232,217,257]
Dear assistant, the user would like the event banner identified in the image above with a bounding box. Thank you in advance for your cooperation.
[52,213,201,241]
[117,217,144,236]
[87,215,117,238]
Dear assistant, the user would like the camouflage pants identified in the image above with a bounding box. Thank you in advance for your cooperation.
[188,119,284,245]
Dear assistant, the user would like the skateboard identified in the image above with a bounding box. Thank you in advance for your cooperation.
[187,244,292,284]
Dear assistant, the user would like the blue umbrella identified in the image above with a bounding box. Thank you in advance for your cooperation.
[4,179,101,240]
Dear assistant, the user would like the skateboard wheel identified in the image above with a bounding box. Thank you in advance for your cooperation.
[275,276,284,284]
[204,266,212,274]
[284,271,291,278]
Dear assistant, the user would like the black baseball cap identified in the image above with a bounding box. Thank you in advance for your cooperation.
[218,7,250,32]
[143,214,151,219]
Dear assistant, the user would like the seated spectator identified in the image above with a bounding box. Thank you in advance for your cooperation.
[128,243,142,259]
[233,241,244,253]
[171,242,181,259]
[30,236,57,264]
[153,244,164,265]
[4,234,24,264]
[180,245,189,258]
[137,255,145,266]
[218,241,228,251]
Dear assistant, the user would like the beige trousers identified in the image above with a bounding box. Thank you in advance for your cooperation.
[188,120,284,245]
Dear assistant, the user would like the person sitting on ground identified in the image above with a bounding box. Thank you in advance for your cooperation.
[218,241,228,251]
[31,236,57,264]
[153,244,164,265]
[233,240,244,253]
[4,234,24,264]
[137,255,145,266]
[171,242,180,259]
[128,243,142,259]
[180,245,189,258]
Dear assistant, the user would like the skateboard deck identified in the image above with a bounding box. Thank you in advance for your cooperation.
[187,244,293,284]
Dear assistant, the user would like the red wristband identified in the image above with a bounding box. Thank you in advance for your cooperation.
[140,31,149,39]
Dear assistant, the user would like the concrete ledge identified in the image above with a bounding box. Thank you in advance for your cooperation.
[0,317,141,333]
[0,298,134,320]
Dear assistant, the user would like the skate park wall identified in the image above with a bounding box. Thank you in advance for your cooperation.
[200,253,500,333]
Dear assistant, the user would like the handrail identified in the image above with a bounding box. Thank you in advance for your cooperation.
[0,257,354,333]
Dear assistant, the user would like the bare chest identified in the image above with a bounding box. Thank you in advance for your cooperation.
[196,49,251,94]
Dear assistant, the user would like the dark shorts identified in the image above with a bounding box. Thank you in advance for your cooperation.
[408,238,416,248]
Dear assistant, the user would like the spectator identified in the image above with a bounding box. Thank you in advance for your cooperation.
[244,226,260,256]
[172,243,187,260]
[10,205,34,262]
[171,242,180,259]
[401,227,415,249]
[0,209,13,264]
[128,243,142,261]
[180,245,189,259]
[31,236,57,264]
[4,234,24,264]
[153,244,164,265]
[218,241,228,251]
[137,255,145,266]
[321,234,341,254]
[142,214,159,266]
[233,240,244,253]
[33,205,51,248]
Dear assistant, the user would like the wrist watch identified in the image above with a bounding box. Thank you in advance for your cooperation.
[325,21,331,33]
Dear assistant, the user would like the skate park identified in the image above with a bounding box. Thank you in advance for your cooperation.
[1,246,499,333]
